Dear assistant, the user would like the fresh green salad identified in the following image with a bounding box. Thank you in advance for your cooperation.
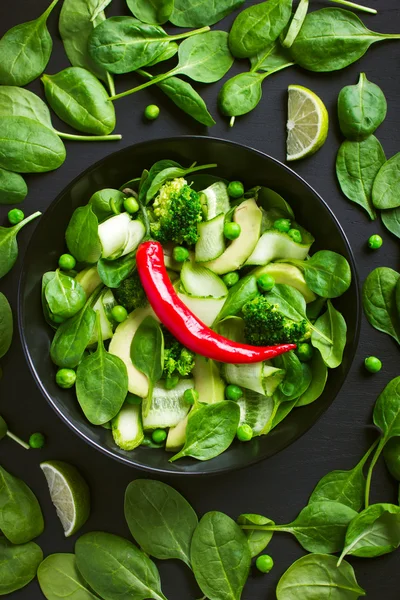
[41,159,351,462]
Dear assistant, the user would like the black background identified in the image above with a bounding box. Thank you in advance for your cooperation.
[1,0,400,598]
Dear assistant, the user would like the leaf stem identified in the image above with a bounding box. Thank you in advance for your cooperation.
[169,25,210,41]
[106,72,116,97]
[42,0,60,20]
[55,131,122,142]
[15,211,42,231]
[364,436,386,508]
[109,67,180,101]
[308,322,333,345]
[230,116,236,127]
[328,0,377,13]
[357,436,380,470]
[6,431,30,450]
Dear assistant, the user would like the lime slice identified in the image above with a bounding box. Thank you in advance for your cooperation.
[286,84,329,161]
[40,460,90,537]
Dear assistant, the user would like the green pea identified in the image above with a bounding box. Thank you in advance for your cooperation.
[368,234,383,249]
[183,388,199,405]
[126,393,142,405]
[58,253,76,270]
[364,356,382,373]
[256,554,274,574]
[223,272,240,288]
[29,433,45,449]
[237,424,253,442]
[296,343,313,362]
[224,222,241,240]
[228,181,244,199]
[288,228,302,243]
[144,105,160,120]
[124,197,139,214]
[274,218,291,233]
[152,429,167,443]
[112,305,128,323]
[173,246,189,263]
[225,384,243,401]
[257,273,275,292]
[165,374,180,390]
[8,208,24,225]
[56,368,76,389]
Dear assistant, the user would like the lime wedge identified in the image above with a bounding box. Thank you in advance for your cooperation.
[286,84,329,161]
[40,460,90,537]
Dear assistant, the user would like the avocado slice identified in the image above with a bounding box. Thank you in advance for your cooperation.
[252,263,316,303]
[245,228,313,266]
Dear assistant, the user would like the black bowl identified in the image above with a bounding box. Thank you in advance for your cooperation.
[19,136,360,475]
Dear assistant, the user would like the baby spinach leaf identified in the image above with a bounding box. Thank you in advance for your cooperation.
[131,316,164,417]
[146,162,217,202]
[139,160,180,203]
[336,136,386,220]
[171,0,244,27]
[125,480,198,566]
[296,349,328,407]
[372,152,400,210]
[45,270,86,319]
[97,253,137,288]
[90,0,113,22]
[0,86,52,127]
[75,532,167,600]
[66,205,102,264]
[306,297,326,322]
[214,275,258,325]
[338,73,387,140]
[0,537,43,596]
[38,553,100,600]
[381,206,400,239]
[0,168,27,205]
[42,67,116,136]
[146,43,179,66]
[276,554,366,599]
[249,41,292,73]
[0,0,59,86]
[0,293,13,358]
[237,514,274,558]
[281,0,309,48]
[76,314,128,425]
[373,376,400,442]
[384,437,400,481]
[0,465,44,544]
[0,116,66,174]
[191,511,251,600]
[229,0,292,59]
[289,8,400,72]
[362,267,400,344]
[89,188,125,222]
[274,351,304,400]
[0,211,41,279]
[311,301,347,369]
[170,401,240,462]
[285,250,352,298]
[127,0,174,25]
[271,397,299,429]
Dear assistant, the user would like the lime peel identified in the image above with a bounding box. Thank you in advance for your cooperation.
[286,84,329,161]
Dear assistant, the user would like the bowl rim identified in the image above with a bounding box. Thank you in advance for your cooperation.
[18,135,361,476]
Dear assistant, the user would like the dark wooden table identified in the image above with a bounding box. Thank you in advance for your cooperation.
[1,0,400,598]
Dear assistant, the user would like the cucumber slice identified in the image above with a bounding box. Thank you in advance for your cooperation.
[178,291,226,326]
[195,214,225,262]
[102,289,117,323]
[88,291,114,345]
[166,414,189,452]
[98,213,145,259]
[75,266,102,297]
[201,181,231,220]
[252,263,316,303]
[181,261,228,298]
[112,403,144,451]
[222,361,285,396]
[236,390,275,435]
[142,380,193,430]
[245,227,313,266]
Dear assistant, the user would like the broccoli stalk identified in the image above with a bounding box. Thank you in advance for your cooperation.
[163,329,195,383]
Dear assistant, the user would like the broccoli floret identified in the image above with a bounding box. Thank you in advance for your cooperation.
[114,270,147,313]
[163,329,195,379]
[149,178,202,246]
[242,295,310,346]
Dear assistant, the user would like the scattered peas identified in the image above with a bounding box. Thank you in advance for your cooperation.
[183,388,199,405]
[223,272,240,287]
[8,208,24,225]
[225,384,243,401]
[29,433,45,449]
[257,273,275,292]
[256,554,274,574]
[124,197,139,214]
[288,228,302,243]
[228,181,244,199]
[58,253,76,270]
[126,393,142,405]
[364,356,382,373]
[165,374,180,390]
[224,222,241,240]
[274,218,291,233]
[173,246,189,263]
[144,104,160,120]
[56,368,76,389]
[368,234,383,250]
[237,424,253,442]
[296,343,314,362]
[152,429,167,443]
[112,305,128,323]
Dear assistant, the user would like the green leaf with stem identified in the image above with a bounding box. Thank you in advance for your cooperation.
[0,415,30,450]
[0,212,41,279]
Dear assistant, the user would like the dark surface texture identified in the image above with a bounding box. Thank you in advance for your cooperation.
[1,0,399,598]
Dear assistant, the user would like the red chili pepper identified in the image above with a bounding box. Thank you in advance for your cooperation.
[136,241,296,364]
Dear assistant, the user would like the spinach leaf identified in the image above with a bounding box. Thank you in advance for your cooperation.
[0,116,66,174]
[146,43,179,66]
[0,537,43,596]
[0,168,27,205]
[42,271,64,329]
[76,314,128,425]
[127,0,174,25]
[38,553,100,600]
[382,206,400,239]
[171,0,244,27]
[311,301,347,369]
[97,253,136,288]
[373,376,400,442]
[384,437,400,481]
[89,188,125,222]
[0,211,41,279]
[289,8,400,72]
[75,532,167,600]
[281,0,309,48]
[237,514,274,558]
[296,349,328,407]
[191,511,251,600]
[45,270,86,319]
[372,152,400,210]
[338,503,400,563]
[125,480,198,566]
[0,465,44,544]
[284,250,352,298]
[66,205,102,264]
[0,0,59,86]
[274,351,304,400]
[214,275,258,325]
[249,41,293,73]
[229,0,292,59]
[0,85,52,127]
[0,293,13,358]
[276,554,366,599]
[306,296,326,322]
[362,267,400,344]
[90,0,113,22]
[42,67,116,136]
[170,401,240,462]
[139,160,180,203]
[131,316,164,417]
[145,162,217,202]
[338,73,387,140]
[336,136,386,220]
